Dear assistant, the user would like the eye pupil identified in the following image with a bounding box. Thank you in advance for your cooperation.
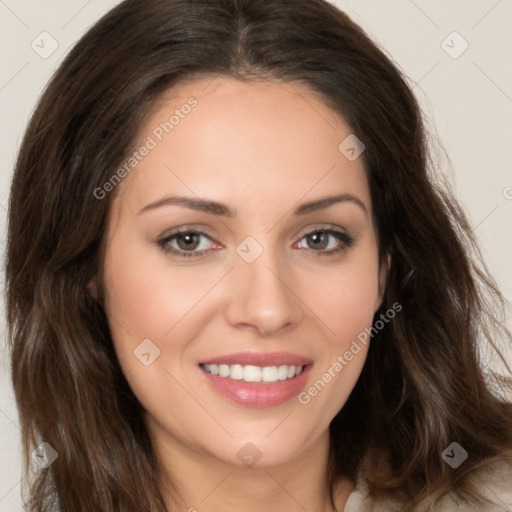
[177,233,200,250]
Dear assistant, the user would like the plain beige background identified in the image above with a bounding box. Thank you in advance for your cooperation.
[1,0,511,509]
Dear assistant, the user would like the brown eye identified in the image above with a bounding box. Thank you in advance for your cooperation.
[296,229,353,255]
[158,230,215,259]
[294,229,354,257]
[305,231,330,250]
[175,232,202,251]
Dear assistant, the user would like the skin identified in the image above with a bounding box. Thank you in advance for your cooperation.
[98,76,386,512]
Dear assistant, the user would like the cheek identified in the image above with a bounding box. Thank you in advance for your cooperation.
[101,241,211,419]
[102,235,221,347]
[320,274,378,332]
[295,249,379,414]
[309,249,381,342]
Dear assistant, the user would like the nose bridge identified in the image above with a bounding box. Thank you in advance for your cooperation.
[224,237,302,334]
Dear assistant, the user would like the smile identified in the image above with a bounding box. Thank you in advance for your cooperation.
[198,352,313,407]
[201,363,305,383]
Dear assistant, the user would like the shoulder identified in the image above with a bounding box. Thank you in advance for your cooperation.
[438,460,512,512]
[344,461,512,512]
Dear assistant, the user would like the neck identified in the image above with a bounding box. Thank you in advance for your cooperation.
[153,427,354,512]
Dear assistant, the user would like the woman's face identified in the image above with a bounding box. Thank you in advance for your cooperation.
[101,76,385,468]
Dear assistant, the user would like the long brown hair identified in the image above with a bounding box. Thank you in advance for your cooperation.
[6,0,512,510]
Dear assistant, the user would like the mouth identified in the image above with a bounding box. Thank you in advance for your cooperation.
[198,352,313,408]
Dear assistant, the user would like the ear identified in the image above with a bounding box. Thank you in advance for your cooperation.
[374,254,390,312]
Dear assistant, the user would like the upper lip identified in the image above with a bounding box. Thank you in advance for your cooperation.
[199,351,313,367]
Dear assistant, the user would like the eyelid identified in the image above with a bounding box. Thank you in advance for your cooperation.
[294,222,348,239]
[158,225,218,245]
[159,224,214,235]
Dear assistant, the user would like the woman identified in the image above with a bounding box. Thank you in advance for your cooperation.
[6,0,512,510]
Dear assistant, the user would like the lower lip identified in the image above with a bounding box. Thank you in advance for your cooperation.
[200,365,312,408]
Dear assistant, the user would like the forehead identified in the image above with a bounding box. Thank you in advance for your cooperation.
[112,76,371,218]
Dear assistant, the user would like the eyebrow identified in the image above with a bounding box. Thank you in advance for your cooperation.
[294,193,367,216]
[138,193,368,217]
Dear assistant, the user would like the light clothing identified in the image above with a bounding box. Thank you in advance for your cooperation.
[344,463,512,511]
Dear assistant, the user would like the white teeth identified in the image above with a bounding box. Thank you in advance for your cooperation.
[230,364,244,380]
[277,365,289,380]
[202,363,305,382]
[219,364,230,377]
[244,365,261,382]
[261,366,278,382]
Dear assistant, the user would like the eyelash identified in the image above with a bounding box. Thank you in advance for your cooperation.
[157,226,354,260]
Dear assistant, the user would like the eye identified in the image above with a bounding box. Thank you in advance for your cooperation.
[158,229,216,259]
[295,228,354,256]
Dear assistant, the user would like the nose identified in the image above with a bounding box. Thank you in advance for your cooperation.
[223,248,303,336]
